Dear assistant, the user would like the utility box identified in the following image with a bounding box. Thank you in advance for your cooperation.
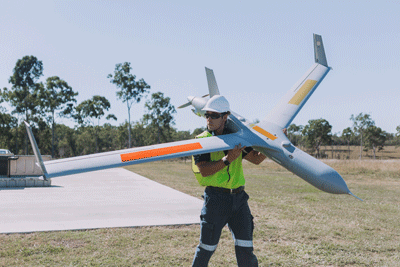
[0,155,52,188]
[8,155,51,176]
[0,156,8,176]
[0,155,19,177]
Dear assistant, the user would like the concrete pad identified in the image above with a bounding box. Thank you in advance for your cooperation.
[0,168,203,234]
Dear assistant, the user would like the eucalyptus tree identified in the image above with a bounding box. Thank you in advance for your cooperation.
[396,125,400,147]
[37,76,78,158]
[350,113,375,159]
[287,123,304,147]
[55,124,77,157]
[302,118,332,158]
[0,111,18,150]
[341,127,353,159]
[364,125,387,159]
[74,95,117,152]
[143,92,176,144]
[1,55,43,153]
[108,62,150,148]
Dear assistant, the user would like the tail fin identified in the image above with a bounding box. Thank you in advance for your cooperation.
[314,33,328,67]
[205,67,220,97]
[24,121,49,180]
[261,34,331,129]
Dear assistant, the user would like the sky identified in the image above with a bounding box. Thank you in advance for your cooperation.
[1,0,399,135]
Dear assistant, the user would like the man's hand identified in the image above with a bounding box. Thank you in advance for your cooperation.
[227,144,246,163]
[196,143,245,177]
[283,128,288,136]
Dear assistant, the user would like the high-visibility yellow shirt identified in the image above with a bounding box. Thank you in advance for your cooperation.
[192,131,245,189]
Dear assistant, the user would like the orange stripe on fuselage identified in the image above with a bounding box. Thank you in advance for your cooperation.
[120,142,203,162]
[252,126,278,140]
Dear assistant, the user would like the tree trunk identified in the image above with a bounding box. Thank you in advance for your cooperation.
[52,112,55,158]
[359,132,363,160]
[127,103,131,148]
[25,110,28,154]
[373,145,376,160]
[96,120,99,153]
[15,118,19,154]
[348,141,350,159]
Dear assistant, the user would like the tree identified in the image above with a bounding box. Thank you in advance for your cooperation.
[0,111,18,151]
[364,126,387,159]
[192,127,207,137]
[98,123,119,152]
[74,95,117,152]
[287,123,304,147]
[37,76,78,158]
[350,113,375,160]
[302,119,332,158]
[143,92,176,144]
[341,127,353,159]
[1,55,43,153]
[74,126,97,155]
[396,125,400,147]
[108,62,150,148]
[55,124,77,157]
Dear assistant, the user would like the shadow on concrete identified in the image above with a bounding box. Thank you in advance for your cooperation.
[0,185,63,191]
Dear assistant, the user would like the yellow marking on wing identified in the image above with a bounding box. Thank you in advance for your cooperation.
[120,142,203,162]
[288,79,317,105]
[253,126,277,140]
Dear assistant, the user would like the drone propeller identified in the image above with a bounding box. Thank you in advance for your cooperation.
[177,102,191,109]
[177,94,209,109]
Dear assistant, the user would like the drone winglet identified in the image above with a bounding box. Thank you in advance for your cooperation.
[205,67,220,97]
[314,33,328,67]
[24,121,49,180]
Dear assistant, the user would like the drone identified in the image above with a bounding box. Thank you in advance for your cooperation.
[25,34,361,200]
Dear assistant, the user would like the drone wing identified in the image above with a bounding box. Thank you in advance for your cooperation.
[25,122,255,179]
[262,34,331,129]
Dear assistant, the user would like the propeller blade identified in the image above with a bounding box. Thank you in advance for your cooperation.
[177,102,192,109]
[201,94,209,98]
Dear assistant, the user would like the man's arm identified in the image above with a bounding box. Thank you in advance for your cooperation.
[196,144,245,177]
[244,128,287,165]
[196,160,227,177]
[243,150,266,165]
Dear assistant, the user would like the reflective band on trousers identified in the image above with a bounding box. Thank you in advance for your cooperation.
[235,239,253,247]
[199,242,218,252]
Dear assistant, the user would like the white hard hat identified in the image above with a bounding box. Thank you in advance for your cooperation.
[202,95,230,113]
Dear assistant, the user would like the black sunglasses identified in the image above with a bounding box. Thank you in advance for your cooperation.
[205,113,224,119]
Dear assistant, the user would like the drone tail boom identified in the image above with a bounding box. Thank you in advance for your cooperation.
[262,34,331,129]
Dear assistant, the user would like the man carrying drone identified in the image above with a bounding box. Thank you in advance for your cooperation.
[192,95,269,267]
[20,35,360,262]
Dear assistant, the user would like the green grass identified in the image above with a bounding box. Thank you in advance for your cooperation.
[1,159,400,266]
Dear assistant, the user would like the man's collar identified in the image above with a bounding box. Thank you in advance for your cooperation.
[207,124,231,136]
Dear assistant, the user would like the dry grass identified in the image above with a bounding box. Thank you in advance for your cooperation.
[317,145,400,160]
[1,159,400,266]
